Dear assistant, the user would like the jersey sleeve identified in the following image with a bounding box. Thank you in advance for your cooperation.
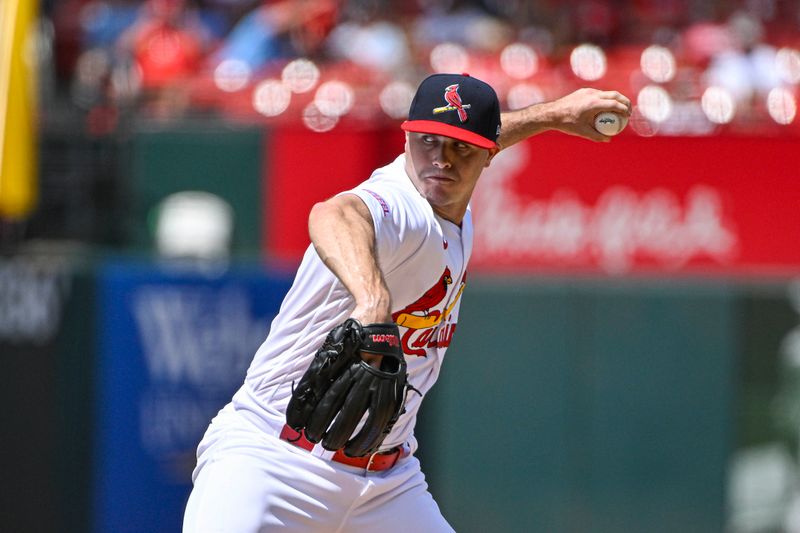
[347,184,425,275]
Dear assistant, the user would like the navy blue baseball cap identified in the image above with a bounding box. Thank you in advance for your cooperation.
[401,73,501,149]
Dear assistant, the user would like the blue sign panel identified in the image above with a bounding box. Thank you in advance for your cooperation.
[92,261,293,533]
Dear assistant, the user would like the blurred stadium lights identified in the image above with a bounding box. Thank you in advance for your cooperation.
[109,59,141,103]
[154,191,233,260]
[637,85,673,123]
[302,102,338,132]
[659,101,716,136]
[570,43,607,81]
[313,80,354,118]
[701,86,736,124]
[41,1,800,140]
[252,79,291,118]
[776,47,800,85]
[500,43,538,80]
[281,58,320,94]
[75,48,110,86]
[767,87,797,125]
[430,42,469,74]
[641,45,677,84]
[506,82,545,111]
[213,59,250,93]
[379,81,415,119]
[72,49,113,108]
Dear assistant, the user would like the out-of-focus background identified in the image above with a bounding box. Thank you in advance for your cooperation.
[1,0,800,531]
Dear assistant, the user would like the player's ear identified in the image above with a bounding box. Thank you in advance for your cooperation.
[484,147,500,167]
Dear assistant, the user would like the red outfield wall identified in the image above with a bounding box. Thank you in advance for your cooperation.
[264,129,800,276]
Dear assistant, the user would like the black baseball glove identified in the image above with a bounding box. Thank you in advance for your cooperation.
[286,319,415,457]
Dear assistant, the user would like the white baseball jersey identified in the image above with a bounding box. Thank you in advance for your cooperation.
[230,153,472,456]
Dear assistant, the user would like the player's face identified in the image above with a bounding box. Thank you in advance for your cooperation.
[404,132,497,224]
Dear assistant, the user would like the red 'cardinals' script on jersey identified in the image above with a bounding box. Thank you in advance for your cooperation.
[392,268,465,357]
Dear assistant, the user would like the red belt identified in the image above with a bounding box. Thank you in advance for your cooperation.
[279,425,404,472]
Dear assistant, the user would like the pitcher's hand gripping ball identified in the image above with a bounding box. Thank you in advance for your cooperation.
[594,111,628,136]
[286,319,412,457]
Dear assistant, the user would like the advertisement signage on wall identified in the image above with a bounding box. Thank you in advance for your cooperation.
[469,134,800,275]
[92,262,292,533]
[263,129,800,276]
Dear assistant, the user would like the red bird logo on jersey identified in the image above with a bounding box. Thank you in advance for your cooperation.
[393,267,452,320]
[432,84,471,123]
[392,267,464,357]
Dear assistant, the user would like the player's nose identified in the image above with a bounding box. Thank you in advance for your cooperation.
[431,145,452,169]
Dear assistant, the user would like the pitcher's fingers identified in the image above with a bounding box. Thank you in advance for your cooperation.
[598,90,632,114]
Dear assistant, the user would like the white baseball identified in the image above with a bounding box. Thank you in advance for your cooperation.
[593,112,628,136]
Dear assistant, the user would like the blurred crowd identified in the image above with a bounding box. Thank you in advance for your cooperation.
[44,0,800,136]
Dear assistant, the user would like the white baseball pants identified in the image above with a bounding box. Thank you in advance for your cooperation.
[182,405,454,532]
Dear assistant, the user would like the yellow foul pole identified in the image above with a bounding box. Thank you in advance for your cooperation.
[0,0,39,219]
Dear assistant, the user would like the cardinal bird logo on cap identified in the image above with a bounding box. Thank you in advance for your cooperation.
[432,84,471,123]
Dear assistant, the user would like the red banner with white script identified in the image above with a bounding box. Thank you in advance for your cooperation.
[470,133,800,275]
[262,128,800,276]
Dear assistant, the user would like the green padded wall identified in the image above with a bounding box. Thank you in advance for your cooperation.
[129,123,264,255]
[417,279,736,533]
